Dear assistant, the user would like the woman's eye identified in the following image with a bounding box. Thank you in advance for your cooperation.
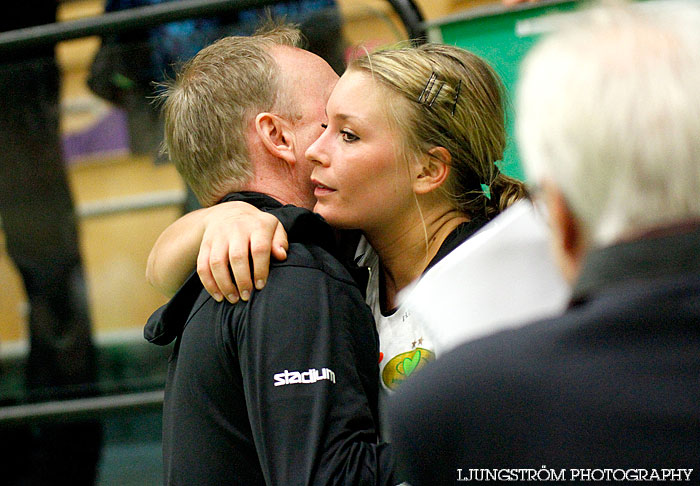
[341,130,359,143]
[320,123,328,129]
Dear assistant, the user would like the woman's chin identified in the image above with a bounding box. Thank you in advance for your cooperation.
[314,206,356,230]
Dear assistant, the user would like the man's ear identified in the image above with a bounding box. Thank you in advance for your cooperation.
[255,112,297,166]
[543,182,588,283]
[413,146,451,195]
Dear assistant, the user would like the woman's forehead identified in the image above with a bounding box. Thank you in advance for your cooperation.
[328,71,391,118]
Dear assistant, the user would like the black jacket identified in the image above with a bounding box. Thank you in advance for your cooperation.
[389,223,700,485]
[145,192,394,485]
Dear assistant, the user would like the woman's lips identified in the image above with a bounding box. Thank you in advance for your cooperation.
[312,179,336,196]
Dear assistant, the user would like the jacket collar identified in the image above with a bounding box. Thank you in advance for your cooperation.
[218,191,282,209]
[571,221,700,304]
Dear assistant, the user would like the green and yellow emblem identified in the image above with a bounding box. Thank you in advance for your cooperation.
[382,348,435,390]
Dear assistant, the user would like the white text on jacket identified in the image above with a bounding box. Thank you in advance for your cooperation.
[273,368,336,387]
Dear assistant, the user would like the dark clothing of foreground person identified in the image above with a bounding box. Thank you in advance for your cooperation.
[389,224,700,485]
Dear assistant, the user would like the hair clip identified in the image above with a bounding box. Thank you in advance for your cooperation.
[417,72,444,107]
[451,79,462,116]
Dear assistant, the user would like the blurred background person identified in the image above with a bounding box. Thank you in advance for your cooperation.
[0,2,102,485]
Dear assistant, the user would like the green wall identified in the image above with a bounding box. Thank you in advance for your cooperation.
[431,1,579,181]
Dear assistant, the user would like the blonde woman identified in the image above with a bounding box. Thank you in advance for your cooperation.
[147,43,528,391]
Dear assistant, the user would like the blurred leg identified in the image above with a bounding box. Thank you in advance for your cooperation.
[0,58,102,486]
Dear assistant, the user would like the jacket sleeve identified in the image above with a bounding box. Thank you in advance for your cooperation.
[234,255,395,486]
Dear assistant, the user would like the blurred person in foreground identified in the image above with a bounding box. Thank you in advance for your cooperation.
[387,1,700,483]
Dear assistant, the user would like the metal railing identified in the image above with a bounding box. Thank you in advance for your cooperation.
[0,0,278,54]
[0,390,164,425]
[0,0,426,53]
[386,0,426,43]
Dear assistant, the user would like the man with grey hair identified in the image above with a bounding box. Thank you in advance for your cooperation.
[145,26,393,485]
[387,1,700,484]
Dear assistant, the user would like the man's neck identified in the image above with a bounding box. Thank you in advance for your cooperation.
[243,162,314,211]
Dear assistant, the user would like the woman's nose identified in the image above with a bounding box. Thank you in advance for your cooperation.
[306,134,330,167]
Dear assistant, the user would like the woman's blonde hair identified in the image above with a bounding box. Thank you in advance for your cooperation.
[350,43,526,219]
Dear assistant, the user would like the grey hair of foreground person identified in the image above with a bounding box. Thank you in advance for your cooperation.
[517,0,700,247]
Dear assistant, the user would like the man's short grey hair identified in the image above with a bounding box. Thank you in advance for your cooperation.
[161,23,304,206]
[517,0,700,245]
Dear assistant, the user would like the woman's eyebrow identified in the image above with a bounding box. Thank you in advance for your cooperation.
[333,112,361,122]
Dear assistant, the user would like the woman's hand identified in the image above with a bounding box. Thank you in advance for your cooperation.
[146,201,288,302]
[197,203,288,303]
